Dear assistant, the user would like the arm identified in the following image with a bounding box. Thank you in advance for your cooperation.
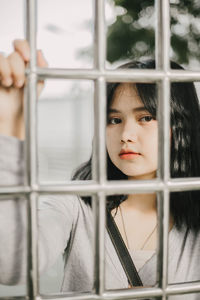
[0,41,77,285]
[0,138,77,284]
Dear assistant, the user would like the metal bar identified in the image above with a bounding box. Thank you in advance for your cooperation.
[161,70,200,81]
[93,0,106,294]
[38,282,200,299]
[24,72,38,187]
[37,180,164,194]
[0,297,30,300]
[166,281,200,295]
[32,178,200,194]
[156,1,171,299]
[40,287,163,300]
[156,81,165,292]
[40,294,97,300]
[25,7,38,188]
[155,4,171,180]
[98,77,107,183]
[25,0,37,71]
[104,288,163,299]
[0,186,32,194]
[26,192,39,299]
[161,190,170,300]
[94,0,106,70]
[93,78,107,182]
[161,0,170,72]
[155,0,162,69]
[40,294,98,300]
[162,79,171,182]
[2,279,200,300]
[155,83,165,292]
[156,80,171,295]
[92,78,107,294]
[160,79,171,297]
[156,192,164,290]
[25,0,39,298]
[161,0,171,293]
[0,177,200,196]
[168,177,200,190]
[104,282,200,299]
[93,193,106,295]
[40,295,98,300]
[92,80,99,182]
[33,68,200,81]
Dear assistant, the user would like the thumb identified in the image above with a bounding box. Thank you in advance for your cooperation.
[37,50,48,68]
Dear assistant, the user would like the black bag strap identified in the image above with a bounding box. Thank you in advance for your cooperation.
[106,209,143,287]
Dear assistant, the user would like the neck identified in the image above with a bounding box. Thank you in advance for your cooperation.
[123,193,157,213]
[121,193,174,230]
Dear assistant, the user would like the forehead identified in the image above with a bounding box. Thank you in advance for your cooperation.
[110,83,143,108]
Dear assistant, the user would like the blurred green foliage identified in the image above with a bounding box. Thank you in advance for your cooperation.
[107,0,200,65]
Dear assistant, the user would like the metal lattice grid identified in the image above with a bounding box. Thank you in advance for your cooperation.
[2,0,200,299]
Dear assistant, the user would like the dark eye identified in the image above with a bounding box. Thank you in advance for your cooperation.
[140,115,154,122]
[108,117,122,125]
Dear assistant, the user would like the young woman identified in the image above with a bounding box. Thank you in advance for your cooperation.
[0,40,200,299]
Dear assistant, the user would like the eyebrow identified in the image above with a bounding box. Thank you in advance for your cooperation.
[108,106,148,114]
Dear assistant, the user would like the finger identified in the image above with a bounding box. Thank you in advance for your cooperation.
[0,54,13,87]
[37,50,48,68]
[37,81,45,97]
[8,52,26,88]
[13,39,30,62]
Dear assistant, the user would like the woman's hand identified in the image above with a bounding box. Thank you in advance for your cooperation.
[0,39,48,140]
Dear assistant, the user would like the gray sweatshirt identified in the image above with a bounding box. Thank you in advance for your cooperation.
[0,135,200,299]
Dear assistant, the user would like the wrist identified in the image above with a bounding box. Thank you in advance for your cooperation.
[0,118,25,140]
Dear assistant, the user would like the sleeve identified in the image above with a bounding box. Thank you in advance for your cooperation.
[0,135,78,285]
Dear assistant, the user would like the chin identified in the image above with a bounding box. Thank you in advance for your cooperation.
[119,167,144,177]
[128,172,157,180]
[120,168,157,179]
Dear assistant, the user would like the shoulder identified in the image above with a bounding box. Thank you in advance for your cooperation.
[170,225,200,257]
[39,194,92,220]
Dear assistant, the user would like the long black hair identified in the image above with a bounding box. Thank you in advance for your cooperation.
[72,59,200,231]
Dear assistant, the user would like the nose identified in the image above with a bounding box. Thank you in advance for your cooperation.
[121,119,138,143]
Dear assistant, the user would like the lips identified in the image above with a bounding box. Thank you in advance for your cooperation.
[119,149,140,156]
[119,149,141,160]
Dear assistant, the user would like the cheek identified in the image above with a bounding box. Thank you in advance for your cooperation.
[148,129,158,163]
[143,127,158,157]
[106,129,118,157]
[106,131,113,155]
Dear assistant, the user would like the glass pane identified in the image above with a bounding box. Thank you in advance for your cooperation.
[38,0,94,68]
[170,80,200,179]
[106,0,156,68]
[168,190,200,285]
[38,79,94,182]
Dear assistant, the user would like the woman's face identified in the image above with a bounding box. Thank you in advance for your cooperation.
[106,83,158,180]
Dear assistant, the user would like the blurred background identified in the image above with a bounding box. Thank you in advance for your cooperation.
[0,0,199,296]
